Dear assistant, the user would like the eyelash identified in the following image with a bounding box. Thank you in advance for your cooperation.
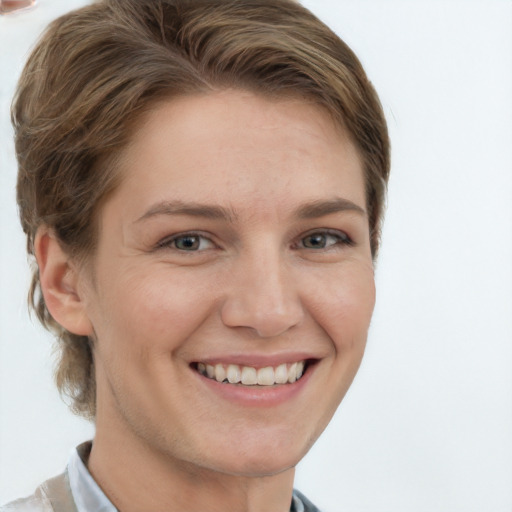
[156,229,353,253]
[156,232,214,252]
[295,230,354,250]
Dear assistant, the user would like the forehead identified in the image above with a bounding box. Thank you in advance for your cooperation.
[109,90,366,219]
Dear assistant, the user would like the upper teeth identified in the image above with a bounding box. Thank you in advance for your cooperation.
[197,362,305,386]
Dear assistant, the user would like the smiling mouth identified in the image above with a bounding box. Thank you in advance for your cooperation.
[195,361,309,386]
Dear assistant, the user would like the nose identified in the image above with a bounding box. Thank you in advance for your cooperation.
[220,251,304,338]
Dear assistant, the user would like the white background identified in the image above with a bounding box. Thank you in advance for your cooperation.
[1,1,511,510]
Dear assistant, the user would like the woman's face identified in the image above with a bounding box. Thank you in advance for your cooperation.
[80,90,375,476]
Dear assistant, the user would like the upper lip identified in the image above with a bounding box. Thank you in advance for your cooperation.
[191,352,320,369]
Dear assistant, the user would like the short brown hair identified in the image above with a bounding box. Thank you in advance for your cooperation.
[13,0,390,419]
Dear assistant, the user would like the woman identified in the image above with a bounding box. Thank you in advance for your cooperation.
[4,0,389,510]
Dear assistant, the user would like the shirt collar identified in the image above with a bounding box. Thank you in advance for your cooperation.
[291,492,305,512]
[68,442,117,512]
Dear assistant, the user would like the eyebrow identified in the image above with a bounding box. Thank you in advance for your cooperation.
[135,200,237,223]
[134,197,366,224]
[296,197,366,219]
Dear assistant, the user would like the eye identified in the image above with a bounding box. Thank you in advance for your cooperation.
[157,233,215,252]
[299,230,352,250]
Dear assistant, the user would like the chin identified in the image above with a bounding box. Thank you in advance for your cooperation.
[209,452,300,479]
[195,431,315,478]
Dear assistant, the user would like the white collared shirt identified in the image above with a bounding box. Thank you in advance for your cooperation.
[67,445,116,512]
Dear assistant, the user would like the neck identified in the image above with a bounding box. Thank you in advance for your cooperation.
[88,418,296,512]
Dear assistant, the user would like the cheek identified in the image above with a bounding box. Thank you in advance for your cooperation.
[306,263,376,349]
[92,268,218,352]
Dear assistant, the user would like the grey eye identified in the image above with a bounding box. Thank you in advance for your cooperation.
[174,235,201,251]
[300,231,352,249]
[157,233,215,252]
[302,233,329,249]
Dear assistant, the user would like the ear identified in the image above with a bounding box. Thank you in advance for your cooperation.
[34,227,94,336]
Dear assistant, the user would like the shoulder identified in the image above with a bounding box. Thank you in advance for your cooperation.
[0,472,71,512]
[0,487,53,512]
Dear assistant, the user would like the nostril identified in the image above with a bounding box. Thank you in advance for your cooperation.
[220,293,304,338]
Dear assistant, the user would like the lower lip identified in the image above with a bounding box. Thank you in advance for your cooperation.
[193,363,315,408]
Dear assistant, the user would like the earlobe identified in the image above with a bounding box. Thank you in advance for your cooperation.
[35,227,93,336]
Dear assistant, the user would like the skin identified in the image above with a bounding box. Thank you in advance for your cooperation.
[37,90,376,512]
